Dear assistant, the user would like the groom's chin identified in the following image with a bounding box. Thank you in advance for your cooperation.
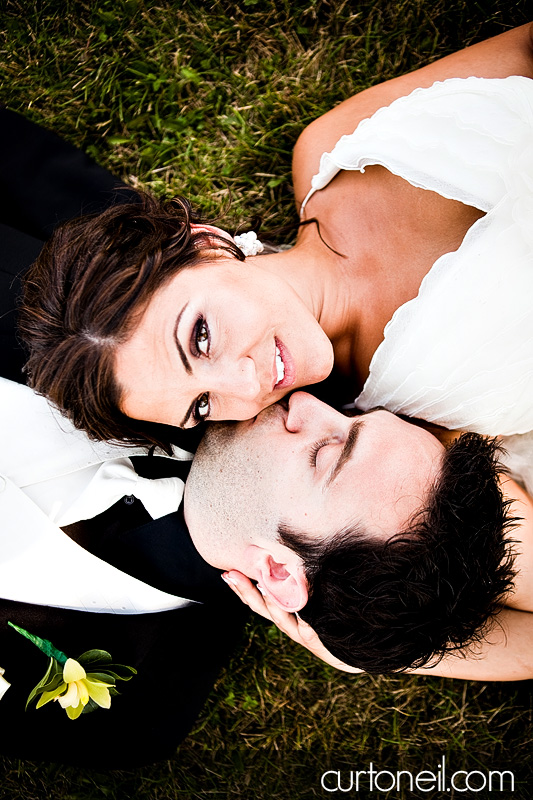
[197,419,241,458]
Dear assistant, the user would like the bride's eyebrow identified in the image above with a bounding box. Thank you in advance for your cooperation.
[180,397,197,429]
[174,303,192,375]
[325,419,363,488]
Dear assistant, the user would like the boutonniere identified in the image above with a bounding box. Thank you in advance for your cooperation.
[8,622,136,720]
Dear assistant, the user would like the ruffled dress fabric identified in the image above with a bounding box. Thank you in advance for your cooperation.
[302,77,533,443]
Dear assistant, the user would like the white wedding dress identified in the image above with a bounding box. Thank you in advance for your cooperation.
[302,76,533,491]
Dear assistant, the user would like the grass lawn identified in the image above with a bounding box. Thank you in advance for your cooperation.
[1,1,532,797]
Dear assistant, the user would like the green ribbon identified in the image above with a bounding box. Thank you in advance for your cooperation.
[8,622,68,664]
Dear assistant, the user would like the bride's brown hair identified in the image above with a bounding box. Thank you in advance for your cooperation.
[19,191,245,453]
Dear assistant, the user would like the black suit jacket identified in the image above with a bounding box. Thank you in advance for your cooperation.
[0,108,247,768]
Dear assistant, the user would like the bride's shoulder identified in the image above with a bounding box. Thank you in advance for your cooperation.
[293,25,533,211]
[292,77,415,211]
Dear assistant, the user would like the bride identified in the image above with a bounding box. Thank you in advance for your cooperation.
[20,24,533,454]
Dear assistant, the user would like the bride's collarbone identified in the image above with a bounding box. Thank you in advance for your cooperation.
[307,168,485,385]
[310,168,484,296]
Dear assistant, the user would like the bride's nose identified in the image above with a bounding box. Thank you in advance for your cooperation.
[216,357,261,401]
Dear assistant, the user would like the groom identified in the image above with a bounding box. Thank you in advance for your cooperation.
[184,392,525,677]
[0,375,522,767]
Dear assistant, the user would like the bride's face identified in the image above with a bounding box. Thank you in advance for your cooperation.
[114,257,334,428]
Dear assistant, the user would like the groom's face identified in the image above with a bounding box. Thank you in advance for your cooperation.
[184,392,444,570]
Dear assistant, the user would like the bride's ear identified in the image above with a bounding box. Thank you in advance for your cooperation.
[190,223,232,243]
[255,551,308,613]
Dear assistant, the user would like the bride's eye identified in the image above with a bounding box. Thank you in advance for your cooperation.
[194,392,210,422]
[193,317,210,356]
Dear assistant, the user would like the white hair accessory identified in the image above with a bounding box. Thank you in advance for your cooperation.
[233,231,264,257]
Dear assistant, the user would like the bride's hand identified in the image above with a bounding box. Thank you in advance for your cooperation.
[222,570,362,674]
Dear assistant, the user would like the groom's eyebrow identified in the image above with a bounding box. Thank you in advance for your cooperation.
[174,304,192,375]
[325,419,363,488]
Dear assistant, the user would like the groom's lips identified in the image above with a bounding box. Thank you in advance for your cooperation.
[273,337,295,390]
[247,396,289,430]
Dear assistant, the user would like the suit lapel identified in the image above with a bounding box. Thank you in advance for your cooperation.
[0,477,192,613]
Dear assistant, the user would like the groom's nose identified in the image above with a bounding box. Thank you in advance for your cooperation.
[284,391,328,433]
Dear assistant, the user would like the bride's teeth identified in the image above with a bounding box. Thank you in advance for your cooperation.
[275,346,285,384]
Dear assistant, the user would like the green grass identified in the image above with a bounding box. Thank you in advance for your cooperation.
[1,0,532,797]
[2,0,530,231]
[0,623,531,797]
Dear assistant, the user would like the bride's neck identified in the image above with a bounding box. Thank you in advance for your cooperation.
[258,235,367,345]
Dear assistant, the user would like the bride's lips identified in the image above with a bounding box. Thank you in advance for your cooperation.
[273,337,295,390]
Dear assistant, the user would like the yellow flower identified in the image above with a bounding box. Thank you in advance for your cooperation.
[36,658,113,720]
[0,667,11,701]
[8,623,137,719]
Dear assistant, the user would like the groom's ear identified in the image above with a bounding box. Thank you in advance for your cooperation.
[255,549,308,613]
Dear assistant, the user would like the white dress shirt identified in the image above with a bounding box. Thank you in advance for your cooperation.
[0,378,194,613]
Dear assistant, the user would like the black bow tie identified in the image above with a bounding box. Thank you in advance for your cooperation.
[62,457,229,604]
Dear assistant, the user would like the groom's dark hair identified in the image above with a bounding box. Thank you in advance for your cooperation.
[279,433,518,673]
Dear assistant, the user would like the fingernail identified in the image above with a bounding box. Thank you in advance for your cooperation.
[256,584,266,595]
[221,573,238,587]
